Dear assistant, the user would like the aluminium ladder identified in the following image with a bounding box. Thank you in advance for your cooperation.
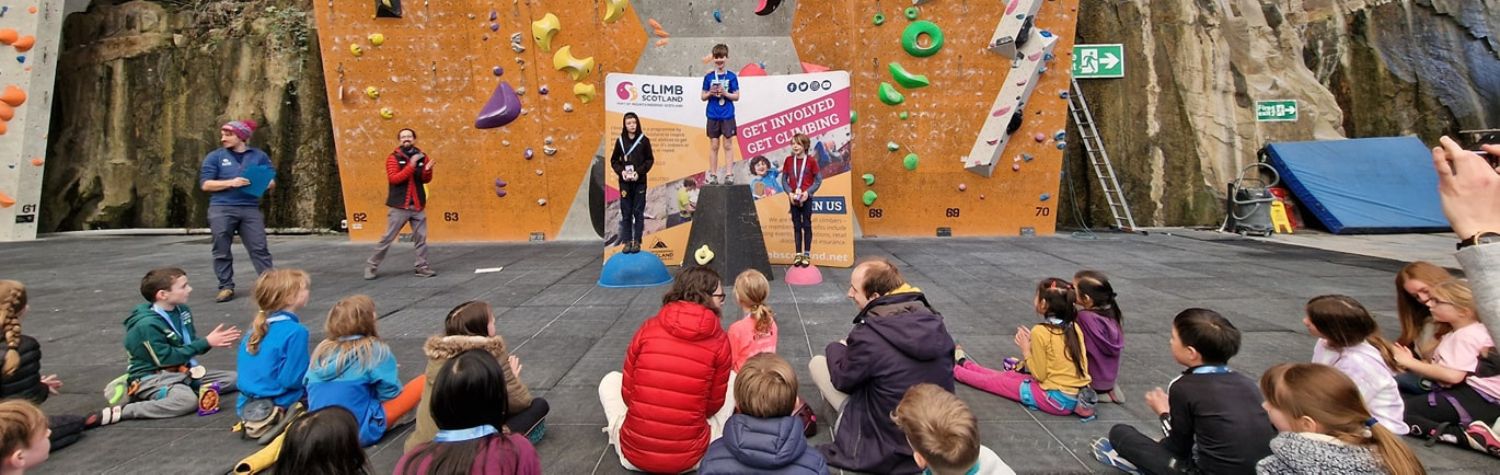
[1066,77,1138,232]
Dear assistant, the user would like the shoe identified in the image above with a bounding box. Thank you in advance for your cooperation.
[363,265,377,280]
[629,242,640,254]
[954,344,971,366]
[414,266,437,278]
[1428,422,1455,447]
[1091,438,1143,474]
[1074,387,1098,420]
[708,175,719,185]
[1105,388,1126,404]
[795,401,818,437]
[724,173,735,185]
[1465,420,1500,455]
[215,289,235,303]
[91,406,123,429]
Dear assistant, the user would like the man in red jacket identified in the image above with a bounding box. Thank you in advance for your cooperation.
[365,128,436,279]
[599,266,734,473]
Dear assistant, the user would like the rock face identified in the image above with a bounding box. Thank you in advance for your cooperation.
[44,0,338,231]
[1063,0,1499,228]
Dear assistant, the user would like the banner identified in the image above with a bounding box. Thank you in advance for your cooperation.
[603,72,855,267]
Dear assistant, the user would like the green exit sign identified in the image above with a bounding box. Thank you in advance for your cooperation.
[1072,44,1124,79]
[1256,100,1298,122]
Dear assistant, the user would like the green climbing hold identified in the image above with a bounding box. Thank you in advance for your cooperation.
[903,153,919,170]
[888,62,930,89]
[904,6,919,20]
[873,13,885,26]
[862,190,878,206]
[878,82,904,105]
[850,110,858,124]
[901,21,944,58]
[862,173,875,186]
[886,141,900,151]
[899,111,909,120]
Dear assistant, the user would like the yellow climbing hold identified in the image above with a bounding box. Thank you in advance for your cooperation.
[694,245,715,265]
[364,86,380,100]
[602,0,630,23]
[574,83,598,104]
[349,43,364,56]
[379,107,395,119]
[532,13,561,52]
[552,46,596,81]
[367,33,385,46]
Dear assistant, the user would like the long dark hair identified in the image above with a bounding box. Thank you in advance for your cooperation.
[1306,295,1400,371]
[662,266,721,314]
[269,407,370,475]
[1037,278,1085,378]
[621,112,642,140]
[1074,270,1122,323]
[398,350,518,475]
[445,301,492,337]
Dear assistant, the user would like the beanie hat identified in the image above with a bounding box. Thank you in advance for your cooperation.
[222,120,258,141]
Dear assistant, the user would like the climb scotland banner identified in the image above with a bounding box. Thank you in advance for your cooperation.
[603,71,855,268]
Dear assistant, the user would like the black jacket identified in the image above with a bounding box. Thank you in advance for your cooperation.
[0,335,46,404]
[610,134,654,185]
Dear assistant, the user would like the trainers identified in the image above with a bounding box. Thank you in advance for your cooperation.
[1465,420,1500,455]
[1091,438,1143,474]
[708,175,719,185]
[1105,388,1126,404]
[1075,387,1098,420]
[215,288,235,303]
[414,267,437,278]
[954,344,972,366]
[363,265,377,280]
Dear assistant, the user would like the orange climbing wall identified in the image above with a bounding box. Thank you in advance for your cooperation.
[794,0,1081,237]
[314,0,645,241]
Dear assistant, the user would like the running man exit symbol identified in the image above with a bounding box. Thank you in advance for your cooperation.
[1073,44,1124,79]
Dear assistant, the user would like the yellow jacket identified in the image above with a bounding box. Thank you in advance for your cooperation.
[1023,322,1091,394]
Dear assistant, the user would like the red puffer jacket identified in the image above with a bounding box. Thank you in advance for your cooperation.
[620,301,732,473]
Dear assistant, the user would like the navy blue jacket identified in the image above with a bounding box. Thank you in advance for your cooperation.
[199,147,273,206]
[701,414,828,474]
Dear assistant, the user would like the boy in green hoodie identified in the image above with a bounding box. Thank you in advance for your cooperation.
[98,268,241,424]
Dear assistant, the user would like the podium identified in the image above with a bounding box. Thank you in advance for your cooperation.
[685,184,774,282]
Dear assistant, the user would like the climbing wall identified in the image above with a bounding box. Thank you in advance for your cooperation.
[795,0,1081,237]
[317,0,1078,241]
[0,2,62,241]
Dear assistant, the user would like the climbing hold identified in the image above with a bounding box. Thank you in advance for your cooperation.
[368,33,385,46]
[739,63,768,77]
[494,178,509,197]
[850,111,858,124]
[492,66,504,76]
[532,13,561,52]
[648,19,670,38]
[475,81,523,129]
[27,6,37,14]
[502,140,511,147]
[552,46,596,81]
[1,86,26,107]
[0,29,17,45]
[563,103,574,112]
[862,173,875,186]
[524,148,535,159]
[573,83,597,103]
[13,56,20,64]
[489,10,498,21]
[1059,90,1070,99]
[886,142,900,152]
[654,39,670,47]
[958,183,967,191]
[375,0,402,18]
[887,62,930,89]
[1054,130,1067,141]
[539,85,550,95]
[510,33,526,53]
[899,111,909,120]
[535,169,544,175]
[1039,193,1051,201]
[1022,154,1034,162]
[877,82,904,105]
[755,0,784,16]
[873,13,885,26]
[1044,52,1056,61]
[30,157,42,167]
[0,122,8,135]
[515,86,526,96]
[1033,133,1046,142]
[0,191,12,208]
[694,245,715,265]
[904,7,919,20]
[800,62,831,73]
[1040,30,1054,38]
[364,86,380,99]
[980,194,987,200]
[862,190,878,206]
[1012,163,1021,171]
[379,107,395,119]
[1056,141,1067,150]
[490,23,500,32]
[713,9,722,22]
[543,146,558,156]
[603,0,630,23]
[349,44,363,56]
[538,198,549,206]
[9,36,29,53]
[903,153,919,170]
[901,21,944,57]
[0,104,13,121]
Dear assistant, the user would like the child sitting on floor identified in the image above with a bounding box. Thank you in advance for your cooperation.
[396,350,540,474]
[305,295,424,447]
[892,383,1016,475]
[954,278,1092,418]
[235,269,312,444]
[701,353,827,474]
[1255,363,1426,474]
[1302,295,1405,434]
[1074,270,1125,403]
[1388,279,1500,452]
[0,280,101,452]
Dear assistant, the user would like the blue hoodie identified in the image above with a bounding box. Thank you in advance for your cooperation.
[235,311,310,415]
[701,414,828,474]
[304,338,401,446]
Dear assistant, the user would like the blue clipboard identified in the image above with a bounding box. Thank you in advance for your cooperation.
[241,165,276,198]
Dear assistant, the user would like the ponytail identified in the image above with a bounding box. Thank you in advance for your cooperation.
[1367,334,1401,372]
[1368,424,1426,475]
[249,269,312,355]
[1074,271,1122,323]
[247,310,270,355]
[751,303,775,336]
[0,281,27,377]
[734,270,773,336]
[1261,363,1428,475]
[1037,278,1085,378]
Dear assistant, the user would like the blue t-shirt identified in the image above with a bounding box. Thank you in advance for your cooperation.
[702,70,739,120]
[199,147,273,207]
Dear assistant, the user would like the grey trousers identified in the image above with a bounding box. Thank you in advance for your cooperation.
[121,370,238,420]
[367,207,429,268]
[209,205,273,290]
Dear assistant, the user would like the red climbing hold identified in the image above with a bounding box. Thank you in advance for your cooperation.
[755,0,784,16]
[992,106,1011,117]
[475,81,522,129]
[739,62,767,77]
[800,62,831,73]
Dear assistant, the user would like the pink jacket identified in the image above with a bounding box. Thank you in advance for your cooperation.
[728,314,779,371]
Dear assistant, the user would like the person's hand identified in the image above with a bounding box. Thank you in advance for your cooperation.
[838,339,847,346]
[228,177,251,188]
[1390,343,1418,368]
[1145,387,1169,415]
[1013,326,1031,354]
[40,374,61,394]
[205,324,242,348]
[1431,136,1500,239]
[508,355,523,377]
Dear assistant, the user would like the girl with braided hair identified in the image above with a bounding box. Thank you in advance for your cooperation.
[0,280,99,452]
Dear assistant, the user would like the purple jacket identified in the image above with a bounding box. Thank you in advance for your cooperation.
[395,432,541,475]
[818,290,955,474]
[1077,309,1123,391]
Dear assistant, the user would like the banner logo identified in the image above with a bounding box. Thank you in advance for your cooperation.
[616,82,638,102]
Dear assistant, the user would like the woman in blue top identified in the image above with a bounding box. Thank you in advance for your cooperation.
[305,295,424,447]
[235,269,311,418]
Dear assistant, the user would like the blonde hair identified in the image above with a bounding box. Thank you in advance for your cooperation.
[1260,363,1425,475]
[0,281,27,377]
[734,353,797,418]
[792,133,811,154]
[892,384,980,475]
[0,400,45,461]
[1429,279,1477,322]
[248,269,310,355]
[734,270,774,335]
[310,295,389,377]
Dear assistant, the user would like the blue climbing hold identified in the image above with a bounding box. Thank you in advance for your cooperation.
[1,6,9,17]
[713,9,723,22]
[14,56,22,64]
[1040,30,1054,38]
[599,252,673,288]
[492,66,503,76]
[1040,193,1052,201]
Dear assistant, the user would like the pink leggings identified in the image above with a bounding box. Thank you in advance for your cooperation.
[955,360,1073,416]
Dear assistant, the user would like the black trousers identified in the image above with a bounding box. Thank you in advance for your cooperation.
[789,200,813,254]
[1403,384,1500,438]
[507,397,550,438]
[49,414,85,452]
[1108,424,1197,475]
[618,182,648,244]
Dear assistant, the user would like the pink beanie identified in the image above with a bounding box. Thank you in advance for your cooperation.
[222,120,258,141]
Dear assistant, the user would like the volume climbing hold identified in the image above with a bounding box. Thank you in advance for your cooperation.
[349,44,363,56]
[368,33,385,46]
[862,190,878,206]
[873,13,885,26]
[0,104,14,121]
[553,46,596,81]
[364,86,380,99]
[901,21,944,57]
[739,63,768,77]
[1,86,26,107]
[602,0,629,23]
[903,153,919,170]
[532,13,561,52]
[904,6,919,20]
[573,83,597,103]
[862,174,875,186]
[379,107,394,119]
[11,35,33,53]
[878,82,904,106]
[888,62,930,89]
[475,81,522,129]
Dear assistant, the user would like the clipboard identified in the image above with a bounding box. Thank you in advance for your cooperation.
[241,165,276,198]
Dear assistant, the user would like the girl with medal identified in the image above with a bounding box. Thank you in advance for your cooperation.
[610,112,655,254]
[780,134,821,267]
[396,349,541,474]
